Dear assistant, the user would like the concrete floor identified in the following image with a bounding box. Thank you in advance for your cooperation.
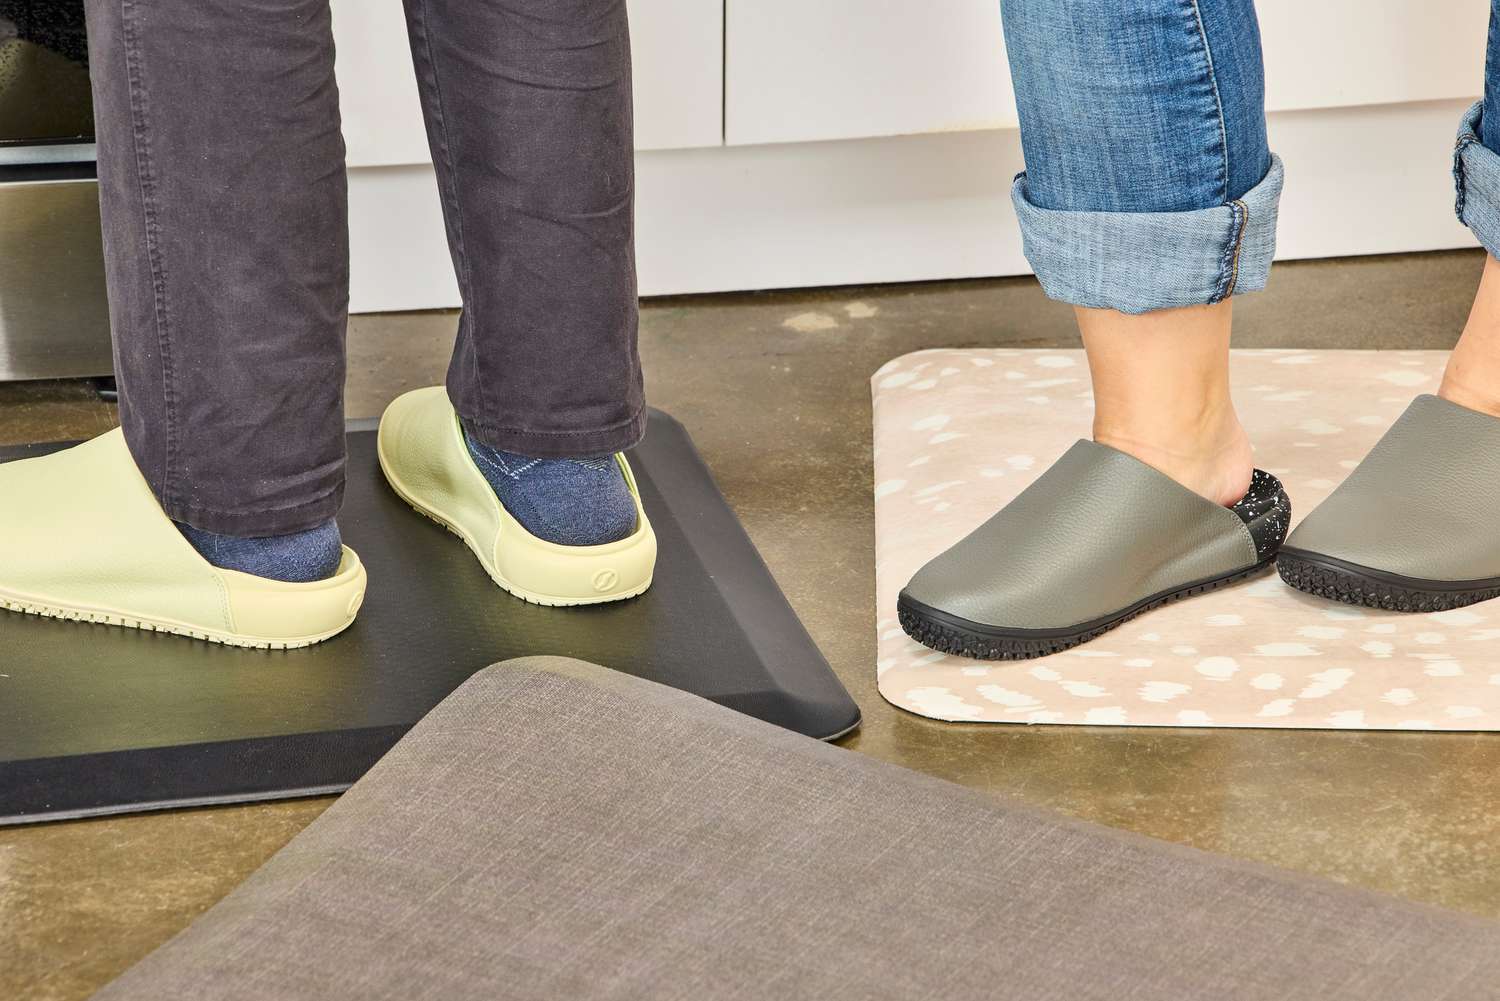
[4,249,1499,999]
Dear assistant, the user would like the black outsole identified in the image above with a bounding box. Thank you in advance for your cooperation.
[1277,549,1500,613]
[897,559,1274,662]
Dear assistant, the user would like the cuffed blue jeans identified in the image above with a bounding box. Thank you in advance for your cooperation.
[1003,0,1500,315]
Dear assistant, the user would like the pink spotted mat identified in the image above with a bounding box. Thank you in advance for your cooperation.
[872,349,1500,729]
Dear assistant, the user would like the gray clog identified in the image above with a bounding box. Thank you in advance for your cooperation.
[1279,394,1500,612]
[899,441,1290,660]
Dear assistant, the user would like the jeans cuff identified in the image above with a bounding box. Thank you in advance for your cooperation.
[1011,154,1284,314]
[1455,101,1500,259]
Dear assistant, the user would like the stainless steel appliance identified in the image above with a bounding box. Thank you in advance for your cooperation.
[0,0,112,380]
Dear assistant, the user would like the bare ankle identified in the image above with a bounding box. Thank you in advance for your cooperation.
[1075,299,1252,506]
[1442,254,1500,420]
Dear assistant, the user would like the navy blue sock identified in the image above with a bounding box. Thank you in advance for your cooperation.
[177,519,344,583]
[464,427,636,546]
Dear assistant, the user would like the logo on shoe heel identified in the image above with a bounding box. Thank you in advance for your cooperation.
[592,569,619,592]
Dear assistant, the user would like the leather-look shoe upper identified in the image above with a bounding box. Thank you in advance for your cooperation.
[1284,394,1500,582]
[903,441,1277,630]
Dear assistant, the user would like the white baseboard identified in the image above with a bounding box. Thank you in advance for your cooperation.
[349,98,1479,313]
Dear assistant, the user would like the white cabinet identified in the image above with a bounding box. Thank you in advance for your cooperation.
[726,0,1489,147]
[1259,3,1485,112]
[726,0,1013,147]
[340,1,1486,306]
[331,0,721,168]
[628,0,723,149]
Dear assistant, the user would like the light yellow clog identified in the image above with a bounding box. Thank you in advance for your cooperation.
[0,429,366,649]
[377,387,656,605]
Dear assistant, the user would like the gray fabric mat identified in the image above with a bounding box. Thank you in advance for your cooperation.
[96,657,1500,1000]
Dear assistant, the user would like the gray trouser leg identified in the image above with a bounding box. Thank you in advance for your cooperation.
[84,0,642,536]
[403,0,645,462]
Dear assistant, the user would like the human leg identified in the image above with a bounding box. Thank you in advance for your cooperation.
[88,0,350,546]
[1005,0,1278,504]
[0,0,365,647]
[377,0,655,602]
[900,0,1290,657]
[395,0,642,549]
[1080,300,1252,506]
[1279,1,1500,611]
[1441,11,1500,421]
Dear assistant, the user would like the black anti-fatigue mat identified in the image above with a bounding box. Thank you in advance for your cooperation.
[0,411,860,824]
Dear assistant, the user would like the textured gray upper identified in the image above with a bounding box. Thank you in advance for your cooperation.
[94,657,1500,1001]
[904,440,1261,630]
[1286,395,1500,581]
